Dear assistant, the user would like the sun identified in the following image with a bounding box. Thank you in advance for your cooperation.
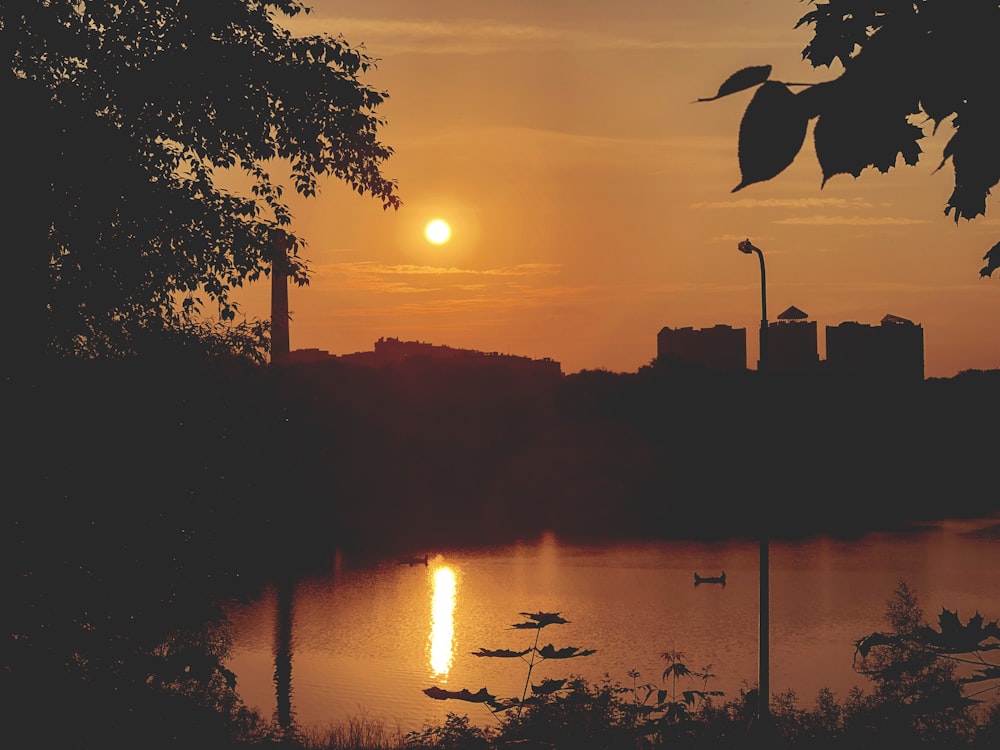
[424,219,451,245]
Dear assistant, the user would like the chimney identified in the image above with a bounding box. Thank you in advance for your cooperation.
[270,231,291,365]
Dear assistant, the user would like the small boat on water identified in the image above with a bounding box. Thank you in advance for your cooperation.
[693,571,726,585]
[398,554,429,566]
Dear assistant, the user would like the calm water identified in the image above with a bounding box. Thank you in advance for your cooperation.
[225,516,1000,733]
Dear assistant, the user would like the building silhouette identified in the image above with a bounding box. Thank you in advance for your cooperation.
[288,337,562,376]
[657,311,924,379]
[825,314,924,381]
[767,306,819,374]
[656,324,747,372]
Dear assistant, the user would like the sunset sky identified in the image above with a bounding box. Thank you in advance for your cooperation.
[234,0,999,378]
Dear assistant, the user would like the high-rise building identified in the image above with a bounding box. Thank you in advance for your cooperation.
[767,306,819,374]
[825,314,924,381]
[657,324,747,372]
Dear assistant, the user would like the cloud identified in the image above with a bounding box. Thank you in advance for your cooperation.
[773,216,928,226]
[693,197,873,210]
[483,263,563,277]
[323,261,563,277]
[327,283,606,320]
[307,261,563,293]
[285,15,796,57]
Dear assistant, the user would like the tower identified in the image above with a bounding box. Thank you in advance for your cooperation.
[270,231,292,365]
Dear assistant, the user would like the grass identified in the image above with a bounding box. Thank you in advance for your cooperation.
[300,713,408,750]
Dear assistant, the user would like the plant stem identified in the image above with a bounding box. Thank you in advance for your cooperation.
[518,626,543,714]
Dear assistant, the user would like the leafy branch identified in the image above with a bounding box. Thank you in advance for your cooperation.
[855,607,1000,700]
[626,649,724,727]
[698,1,1000,279]
[422,611,595,719]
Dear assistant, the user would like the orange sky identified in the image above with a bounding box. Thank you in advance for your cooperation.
[232,0,999,377]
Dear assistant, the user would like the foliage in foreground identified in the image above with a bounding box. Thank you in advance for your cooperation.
[700,0,1000,279]
[5,0,401,362]
[401,582,1000,750]
[422,611,597,718]
[308,681,1000,750]
[403,684,1000,750]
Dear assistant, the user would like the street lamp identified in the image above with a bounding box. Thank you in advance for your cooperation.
[737,239,768,374]
[737,238,770,740]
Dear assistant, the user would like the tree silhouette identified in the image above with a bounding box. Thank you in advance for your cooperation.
[700,0,1000,280]
[857,595,1000,703]
[852,581,987,744]
[4,1,400,363]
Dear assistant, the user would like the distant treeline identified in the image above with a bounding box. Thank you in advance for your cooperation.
[6,357,998,575]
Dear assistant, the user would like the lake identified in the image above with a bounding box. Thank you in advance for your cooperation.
[224,515,1000,734]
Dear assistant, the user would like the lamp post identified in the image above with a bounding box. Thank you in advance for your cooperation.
[737,239,768,374]
[737,238,770,738]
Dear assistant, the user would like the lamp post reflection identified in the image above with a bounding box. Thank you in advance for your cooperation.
[737,238,770,740]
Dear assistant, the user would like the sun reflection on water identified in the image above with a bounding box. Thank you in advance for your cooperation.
[428,560,457,678]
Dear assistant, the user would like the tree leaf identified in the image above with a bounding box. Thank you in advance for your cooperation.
[422,686,496,703]
[663,662,693,681]
[531,678,567,695]
[913,608,1000,653]
[513,611,568,628]
[797,4,874,68]
[490,698,523,713]
[732,81,808,192]
[697,65,772,102]
[966,666,1000,684]
[471,648,531,658]
[537,644,597,659]
[854,632,898,659]
[981,240,1000,278]
[814,94,923,186]
[942,112,1000,223]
